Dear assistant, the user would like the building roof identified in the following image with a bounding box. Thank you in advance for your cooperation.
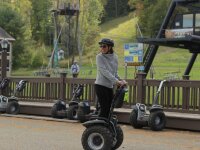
[0,27,15,41]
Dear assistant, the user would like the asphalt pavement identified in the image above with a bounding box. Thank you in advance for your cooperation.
[0,115,199,150]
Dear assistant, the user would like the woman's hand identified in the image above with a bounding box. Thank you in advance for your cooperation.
[116,80,127,86]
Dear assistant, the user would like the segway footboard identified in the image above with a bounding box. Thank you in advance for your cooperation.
[83,119,109,128]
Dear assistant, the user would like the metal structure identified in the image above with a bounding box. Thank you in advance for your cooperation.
[49,2,79,69]
[139,0,200,77]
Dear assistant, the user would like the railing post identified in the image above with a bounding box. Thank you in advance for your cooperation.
[182,75,190,110]
[45,75,50,100]
[60,73,67,101]
[136,73,146,104]
[1,51,7,96]
[182,75,190,80]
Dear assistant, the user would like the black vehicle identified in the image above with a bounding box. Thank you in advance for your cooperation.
[67,84,84,120]
[129,80,167,131]
[0,79,27,115]
[81,85,128,150]
[51,84,84,119]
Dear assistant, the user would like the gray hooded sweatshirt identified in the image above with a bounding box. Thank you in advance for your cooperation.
[95,52,120,88]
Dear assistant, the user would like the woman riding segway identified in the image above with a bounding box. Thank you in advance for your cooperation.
[81,38,127,150]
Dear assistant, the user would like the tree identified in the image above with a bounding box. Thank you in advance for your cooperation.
[30,0,53,44]
[102,0,130,21]
[0,4,26,69]
[137,0,170,37]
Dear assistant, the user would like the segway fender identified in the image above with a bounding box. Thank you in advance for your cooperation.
[131,105,138,110]
[78,101,90,107]
[149,105,163,113]
[8,98,18,103]
[55,100,67,109]
[83,120,109,128]
[69,101,79,106]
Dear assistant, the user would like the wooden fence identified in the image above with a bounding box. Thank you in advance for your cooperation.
[2,73,200,114]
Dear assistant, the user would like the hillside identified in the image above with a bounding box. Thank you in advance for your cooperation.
[100,15,137,64]
[99,15,200,80]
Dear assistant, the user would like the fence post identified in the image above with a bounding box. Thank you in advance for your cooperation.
[60,73,67,101]
[45,75,50,100]
[182,75,190,110]
[1,51,7,95]
[136,73,146,104]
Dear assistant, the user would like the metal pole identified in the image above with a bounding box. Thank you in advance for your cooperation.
[184,53,198,76]
[144,0,177,75]
[1,50,7,79]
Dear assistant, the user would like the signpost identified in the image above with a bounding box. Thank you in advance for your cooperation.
[124,43,144,78]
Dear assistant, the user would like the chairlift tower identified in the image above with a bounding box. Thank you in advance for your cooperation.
[138,0,200,79]
[50,1,79,69]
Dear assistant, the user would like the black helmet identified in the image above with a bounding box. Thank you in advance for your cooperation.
[99,38,114,47]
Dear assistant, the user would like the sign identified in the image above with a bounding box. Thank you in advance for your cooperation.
[124,43,143,66]
[137,66,144,72]
[165,28,193,38]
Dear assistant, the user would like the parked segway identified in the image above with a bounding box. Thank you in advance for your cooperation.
[67,84,84,120]
[129,80,167,131]
[81,84,128,150]
[51,84,84,119]
[0,79,27,115]
[51,99,67,119]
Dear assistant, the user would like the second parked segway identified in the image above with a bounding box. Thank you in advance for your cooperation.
[81,85,128,150]
[67,84,84,120]
[129,80,167,131]
[51,84,84,119]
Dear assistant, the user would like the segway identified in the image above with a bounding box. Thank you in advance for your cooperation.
[67,84,84,120]
[129,80,167,131]
[0,79,27,115]
[51,84,84,119]
[81,85,128,150]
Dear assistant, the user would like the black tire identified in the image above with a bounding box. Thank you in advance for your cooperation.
[77,107,88,123]
[81,125,113,150]
[129,108,144,129]
[6,101,20,115]
[148,111,166,131]
[51,104,65,119]
[112,125,124,150]
[67,105,78,120]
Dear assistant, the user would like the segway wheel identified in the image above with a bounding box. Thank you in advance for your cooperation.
[129,108,144,129]
[67,105,78,120]
[112,125,124,150]
[81,125,113,150]
[6,101,20,115]
[148,111,166,131]
[51,104,65,119]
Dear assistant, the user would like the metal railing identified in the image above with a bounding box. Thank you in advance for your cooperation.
[1,73,200,114]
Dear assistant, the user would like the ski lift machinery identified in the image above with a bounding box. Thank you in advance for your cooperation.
[48,1,80,73]
[137,0,200,78]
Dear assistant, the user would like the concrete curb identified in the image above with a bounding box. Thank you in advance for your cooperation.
[0,114,79,123]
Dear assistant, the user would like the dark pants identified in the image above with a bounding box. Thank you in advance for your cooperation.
[95,84,113,118]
